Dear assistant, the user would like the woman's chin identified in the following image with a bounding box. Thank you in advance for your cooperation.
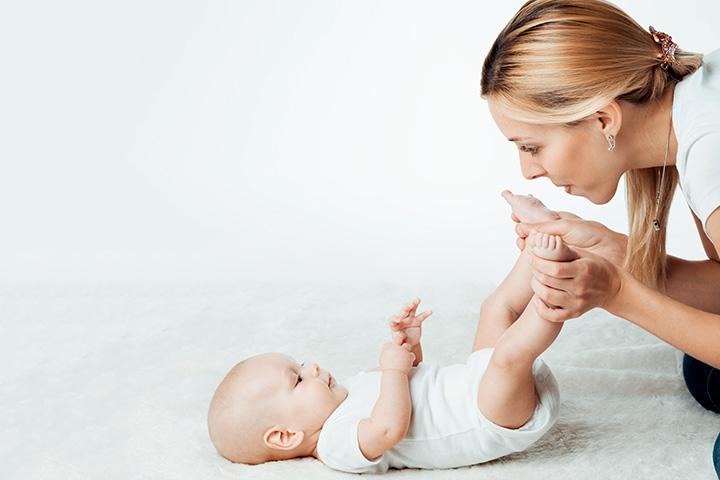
[579,186,617,205]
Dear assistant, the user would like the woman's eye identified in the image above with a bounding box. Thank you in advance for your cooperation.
[520,145,539,155]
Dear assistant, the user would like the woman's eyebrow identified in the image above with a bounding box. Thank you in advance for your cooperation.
[508,136,532,142]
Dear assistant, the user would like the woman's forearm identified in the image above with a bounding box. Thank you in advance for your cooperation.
[665,255,720,314]
[608,271,720,369]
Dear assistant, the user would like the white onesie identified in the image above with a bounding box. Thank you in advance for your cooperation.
[316,348,560,474]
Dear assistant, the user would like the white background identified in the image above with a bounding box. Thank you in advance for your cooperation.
[2,0,718,287]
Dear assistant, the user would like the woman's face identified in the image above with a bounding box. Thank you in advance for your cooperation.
[487,99,625,205]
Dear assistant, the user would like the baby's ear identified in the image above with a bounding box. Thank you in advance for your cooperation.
[263,426,305,451]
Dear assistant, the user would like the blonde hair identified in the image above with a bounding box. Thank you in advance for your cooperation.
[481,0,703,288]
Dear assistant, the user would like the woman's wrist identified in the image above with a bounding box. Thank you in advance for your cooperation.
[604,267,634,316]
[606,227,628,268]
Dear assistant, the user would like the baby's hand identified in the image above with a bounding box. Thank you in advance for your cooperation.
[379,340,415,374]
[389,298,432,347]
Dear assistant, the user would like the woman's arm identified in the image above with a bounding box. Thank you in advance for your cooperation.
[528,249,720,369]
[664,255,720,314]
[522,211,720,369]
[608,269,720,369]
[664,211,720,313]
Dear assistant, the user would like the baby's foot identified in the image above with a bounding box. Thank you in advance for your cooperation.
[529,232,577,261]
[501,190,561,223]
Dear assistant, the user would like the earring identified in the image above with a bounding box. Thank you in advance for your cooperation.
[607,134,616,152]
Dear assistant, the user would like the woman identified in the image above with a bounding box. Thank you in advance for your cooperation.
[480,0,720,475]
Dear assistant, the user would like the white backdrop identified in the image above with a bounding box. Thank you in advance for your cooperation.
[3,3,720,479]
[1,0,717,286]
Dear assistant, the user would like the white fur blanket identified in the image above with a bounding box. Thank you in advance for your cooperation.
[3,280,717,479]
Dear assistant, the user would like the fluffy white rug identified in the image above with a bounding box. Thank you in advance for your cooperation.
[3,280,718,479]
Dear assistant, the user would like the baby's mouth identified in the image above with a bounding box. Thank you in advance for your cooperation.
[328,375,334,388]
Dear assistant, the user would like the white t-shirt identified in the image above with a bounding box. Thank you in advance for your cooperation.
[673,48,720,236]
[315,348,560,474]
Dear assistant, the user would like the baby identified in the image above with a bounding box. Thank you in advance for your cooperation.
[207,191,574,473]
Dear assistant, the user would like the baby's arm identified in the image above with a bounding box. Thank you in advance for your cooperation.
[357,340,415,461]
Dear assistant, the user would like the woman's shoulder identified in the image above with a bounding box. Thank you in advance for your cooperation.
[704,48,720,64]
[676,48,720,95]
[673,49,720,140]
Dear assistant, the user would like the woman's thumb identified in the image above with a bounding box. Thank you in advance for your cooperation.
[517,219,570,238]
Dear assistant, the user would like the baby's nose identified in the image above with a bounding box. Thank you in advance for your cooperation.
[303,362,320,377]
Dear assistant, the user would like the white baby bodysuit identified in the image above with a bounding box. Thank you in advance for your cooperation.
[316,348,560,474]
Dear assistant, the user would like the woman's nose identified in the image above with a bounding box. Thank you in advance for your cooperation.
[519,155,545,180]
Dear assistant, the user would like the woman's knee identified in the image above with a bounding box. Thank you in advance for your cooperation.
[682,354,720,413]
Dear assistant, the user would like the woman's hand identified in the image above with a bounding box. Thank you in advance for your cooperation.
[513,215,628,268]
[511,213,629,321]
[528,247,626,322]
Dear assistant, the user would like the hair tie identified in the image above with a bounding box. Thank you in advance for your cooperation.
[649,26,677,70]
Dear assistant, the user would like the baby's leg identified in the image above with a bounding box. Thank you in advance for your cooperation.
[476,234,575,428]
[501,190,561,224]
[472,246,535,351]
[471,193,562,351]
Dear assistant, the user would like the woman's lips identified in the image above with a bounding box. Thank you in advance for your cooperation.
[564,185,571,193]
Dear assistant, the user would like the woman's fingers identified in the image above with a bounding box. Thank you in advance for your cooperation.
[529,248,623,319]
[530,276,571,308]
[515,222,529,238]
[530,255,576,279]
[556,211,583,220]
[532,296,574,322]
[517,219,573,239]
[532,270,575,291]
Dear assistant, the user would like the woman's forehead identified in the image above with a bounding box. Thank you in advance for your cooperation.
[488,99,547,140]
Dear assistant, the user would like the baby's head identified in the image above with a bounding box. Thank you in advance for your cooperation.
[208,352,348,464]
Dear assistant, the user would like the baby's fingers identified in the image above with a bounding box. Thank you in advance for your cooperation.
[415,310,432,323]
[401,298,421,318]
[389,315,406,330]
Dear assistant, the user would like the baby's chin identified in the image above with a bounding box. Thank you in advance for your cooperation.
[334,383,349,401]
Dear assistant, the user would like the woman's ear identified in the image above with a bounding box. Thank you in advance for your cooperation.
[263,425,305,451]
[595,100,623,137]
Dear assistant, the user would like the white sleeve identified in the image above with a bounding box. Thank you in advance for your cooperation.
[315,418,388,474]
[684,133,720,231]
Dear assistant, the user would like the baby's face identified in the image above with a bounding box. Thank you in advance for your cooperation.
[251,353,348,433]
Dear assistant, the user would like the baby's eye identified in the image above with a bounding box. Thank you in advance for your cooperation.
[295,375,302,386]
